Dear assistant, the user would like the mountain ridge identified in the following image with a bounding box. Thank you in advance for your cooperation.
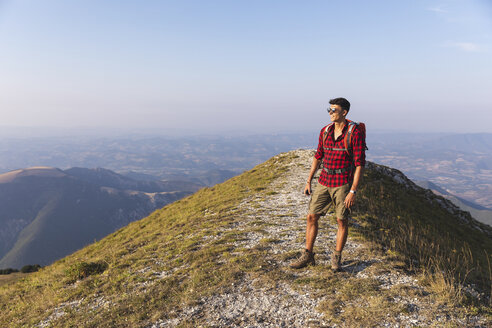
[0,167,67,183]
[65,167,203,192]
[1,150,491,327]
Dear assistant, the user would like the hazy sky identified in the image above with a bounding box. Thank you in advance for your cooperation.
[0,0,491,135]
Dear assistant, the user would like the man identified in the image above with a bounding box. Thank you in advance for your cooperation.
[290,97,366,271]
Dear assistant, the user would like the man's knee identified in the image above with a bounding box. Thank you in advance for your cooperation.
[337,217,348,227]
[307,213,320,225]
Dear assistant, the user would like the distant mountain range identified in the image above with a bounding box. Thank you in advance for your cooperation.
[65,167,202,193]
[0,134,310,181]
[0,167,202,269]
[0,131,490,218]
[367,132,492,209]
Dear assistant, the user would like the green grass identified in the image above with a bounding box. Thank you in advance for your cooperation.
[64,261,109,283]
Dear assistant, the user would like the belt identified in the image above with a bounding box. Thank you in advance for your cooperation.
[322,166,352,175]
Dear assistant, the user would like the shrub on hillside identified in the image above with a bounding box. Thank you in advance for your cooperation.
[65,261,108,283]
[0,268,19,275]
[20,264,41,273]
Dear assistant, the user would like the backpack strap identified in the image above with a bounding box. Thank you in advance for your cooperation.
[344,121,359,155]
[322,123,334,147]
[323,120,361,155]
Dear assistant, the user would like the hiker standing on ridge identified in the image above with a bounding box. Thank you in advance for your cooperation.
[290,97,366,271]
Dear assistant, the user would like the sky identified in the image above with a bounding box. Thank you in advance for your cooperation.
[0,0,491,135]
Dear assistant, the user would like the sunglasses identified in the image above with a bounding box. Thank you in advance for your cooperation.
[327,107,340,114]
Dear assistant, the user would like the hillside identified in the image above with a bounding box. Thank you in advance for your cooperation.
[416,180,492,227]
[1,150,491,327]
[0,167,194,269]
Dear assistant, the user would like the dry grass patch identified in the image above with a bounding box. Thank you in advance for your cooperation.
[353,166,492,307]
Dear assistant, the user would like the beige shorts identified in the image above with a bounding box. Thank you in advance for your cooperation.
[308,183,350,220]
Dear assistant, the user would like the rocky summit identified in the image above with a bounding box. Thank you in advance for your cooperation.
[1,150,491,327]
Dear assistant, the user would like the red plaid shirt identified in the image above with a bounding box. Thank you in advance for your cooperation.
[314,122,366,187]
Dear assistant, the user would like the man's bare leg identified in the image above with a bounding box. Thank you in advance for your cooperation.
[335,217,348,251]
[290,213,319,268]
[306,213,320,252]
[331,217,348,271]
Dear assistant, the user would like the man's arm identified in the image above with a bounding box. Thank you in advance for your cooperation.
[344,125,366,209]
[344,165,364,209]
[304,157,321,195]
[306,127,326,195]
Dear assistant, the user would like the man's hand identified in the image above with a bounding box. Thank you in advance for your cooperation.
[304,181,312,195]
[344,191,356,209]
[304,158,320,196]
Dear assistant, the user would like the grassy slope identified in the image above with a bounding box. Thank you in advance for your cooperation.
[355,164,492,295]
[1,152,491,327]
[0,152,290,327]
[0,273,28,288]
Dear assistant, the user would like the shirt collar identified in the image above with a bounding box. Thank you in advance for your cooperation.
[328,121,349,133]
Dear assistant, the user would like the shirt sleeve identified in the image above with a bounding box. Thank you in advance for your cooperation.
[314,127,325,160]
[352,126,366,167]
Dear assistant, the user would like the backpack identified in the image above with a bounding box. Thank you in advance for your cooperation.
[322,119,368,156]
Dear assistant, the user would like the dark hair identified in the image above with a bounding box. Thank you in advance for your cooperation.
[329,97,350,113]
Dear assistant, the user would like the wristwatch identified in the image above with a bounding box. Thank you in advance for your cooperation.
[349,190,357,194]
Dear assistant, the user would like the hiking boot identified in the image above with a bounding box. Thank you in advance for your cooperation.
[331,251,342,272]
[290,249,315,269]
